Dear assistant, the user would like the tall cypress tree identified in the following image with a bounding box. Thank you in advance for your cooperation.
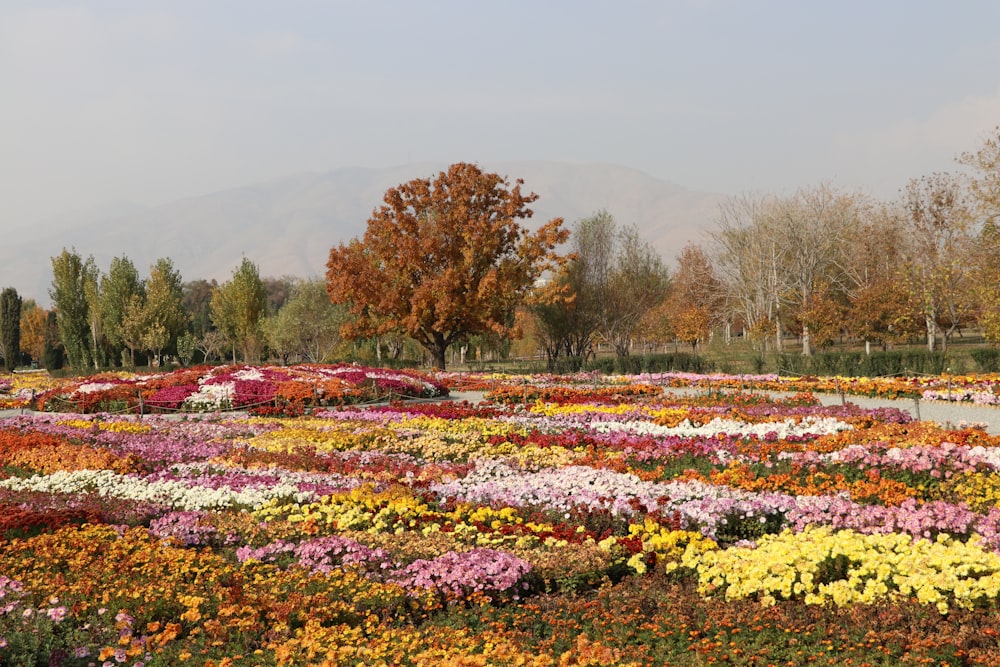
[0,287,22,371]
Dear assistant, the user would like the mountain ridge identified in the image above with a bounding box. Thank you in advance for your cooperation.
[6,161,725,306]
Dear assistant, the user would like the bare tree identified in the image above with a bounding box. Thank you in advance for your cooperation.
[773,184,860,355]
[900,173,977,352]
[712,186,863,356]
[959,125,1000,226]
[600,225,671,356]
[711,193,785,352]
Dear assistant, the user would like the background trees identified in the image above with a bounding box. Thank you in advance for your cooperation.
[595,221,671,357]
[210,258,268,363]
[136,258,187,365]
[49,249,95,370]
[326,163,567,370]
[100,255,144,366]
[665,243,723,352]
[900,173,977,352]
[263,278,348,363]
[710,194,785,352]
[19,301,48,366]
[20,127,1000,372]
[0,288,22,371]
[531,211,670,363]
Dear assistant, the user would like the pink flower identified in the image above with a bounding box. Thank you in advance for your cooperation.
[46,606,67,622]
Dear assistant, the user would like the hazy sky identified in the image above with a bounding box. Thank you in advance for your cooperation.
[4,1,1000,226]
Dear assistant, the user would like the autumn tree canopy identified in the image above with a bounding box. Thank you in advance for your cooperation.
[326,162,567,370]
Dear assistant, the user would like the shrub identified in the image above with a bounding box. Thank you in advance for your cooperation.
[970,347,1000,372]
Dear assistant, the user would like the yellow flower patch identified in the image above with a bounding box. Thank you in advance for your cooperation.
[682,526,1000,613]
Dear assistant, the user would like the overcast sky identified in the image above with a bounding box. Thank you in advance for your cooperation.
[3,1,1000,227]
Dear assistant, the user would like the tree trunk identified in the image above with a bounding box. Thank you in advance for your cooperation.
[926,314,936,352]
[428,333,448,370]
[801,324,812,356]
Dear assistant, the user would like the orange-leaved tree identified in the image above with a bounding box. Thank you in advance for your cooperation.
[325,163,568,370]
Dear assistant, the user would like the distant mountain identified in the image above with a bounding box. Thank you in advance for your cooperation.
[5,162,725,305]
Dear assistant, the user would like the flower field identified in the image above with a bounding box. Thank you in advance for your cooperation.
[4,369,1000,664]
[16,365,449,416]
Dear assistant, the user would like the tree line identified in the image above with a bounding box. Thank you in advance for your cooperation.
[531,127,1000,367]
[0,255,351,372]
[5,128,1000,373]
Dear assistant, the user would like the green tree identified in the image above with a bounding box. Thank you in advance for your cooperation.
[527,269,580,369]
[0,288,22,371]
[263,276,297,314]
[49,249,95,370]
[210,258,268,363]
[264,278,348,363]
[182,279,218,337]
[99,255,144,366]
[176,331,196,366]
[326,163,567,370]
[118,293,149,368]
[42,310,63,370]
[142,258,187,364]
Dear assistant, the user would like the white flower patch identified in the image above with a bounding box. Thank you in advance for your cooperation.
[232,368,266,381]
[183,382,235,411]
[0,470,315,511]
[968,446,1000,469]
[74,382,119,395]
[589,416,851,440]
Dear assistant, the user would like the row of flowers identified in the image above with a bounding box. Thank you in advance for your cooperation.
[3,374,1000,663]
[441,369,1000,405]
[17,364,448,415]
[6,366,1000,412]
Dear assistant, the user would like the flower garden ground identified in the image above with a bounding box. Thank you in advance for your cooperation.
[5,367,1000,664]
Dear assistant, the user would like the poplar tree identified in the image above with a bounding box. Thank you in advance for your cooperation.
[49,249,95,369]
[210,258,268,363]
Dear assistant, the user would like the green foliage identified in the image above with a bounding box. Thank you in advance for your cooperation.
[42,311,63,370]
[970,347,1000,372]
[264,278,348,363]
[49,249,95,370]
[517,352,713,375]
[99,255,144,362]
[0,287,22,371]
[143,258,187,362]
[210,258,268,363]
[777,350,951,377]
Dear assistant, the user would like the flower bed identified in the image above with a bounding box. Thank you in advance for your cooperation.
[440,369,1000,406]
[28,364,448,415]
[3,374,1000,663]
